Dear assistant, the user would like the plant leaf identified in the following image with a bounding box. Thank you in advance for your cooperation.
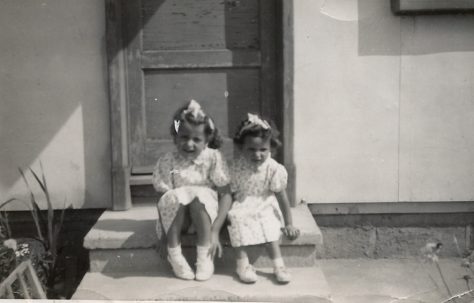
[30,166,54,251]
[52,204,68,253]
[41,164,54,253]
[29,167,46,193]
[18,168,32,191]
[28,191,46,244]
[19,167,46,244]
[0,198,18,210]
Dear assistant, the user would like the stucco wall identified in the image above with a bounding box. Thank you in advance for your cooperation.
[0,0,111,209]
[294,0,474,203]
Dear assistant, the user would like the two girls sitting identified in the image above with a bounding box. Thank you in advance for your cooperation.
[153,100,300,284]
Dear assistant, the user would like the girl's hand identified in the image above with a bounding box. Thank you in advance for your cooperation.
[208,231,223,259]
[282,225,300,240]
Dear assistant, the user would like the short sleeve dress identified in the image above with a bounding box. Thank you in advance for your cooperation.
[153,147,230,239]
[227,156,287,247]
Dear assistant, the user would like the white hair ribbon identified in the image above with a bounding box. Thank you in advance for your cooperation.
[183,99,206,120]
[174,120,181,133]
[238,113,270,137]
[208,117,215,131]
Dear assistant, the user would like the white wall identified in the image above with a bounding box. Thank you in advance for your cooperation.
[293,0,474,203]
[0,0,111,209]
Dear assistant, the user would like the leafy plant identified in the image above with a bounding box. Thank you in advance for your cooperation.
[0,163,69,297]
[421,241,474,303]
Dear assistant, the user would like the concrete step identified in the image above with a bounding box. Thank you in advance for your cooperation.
[84,202,323,272]
[72,265,332,302]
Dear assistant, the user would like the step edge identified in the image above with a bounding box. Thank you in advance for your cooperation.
[84,204,323,249]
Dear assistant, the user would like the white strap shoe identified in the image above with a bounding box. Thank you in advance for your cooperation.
[236,264,258,284]
[167,255,195,280]
[274,266,291,284]
[195,257,214,281]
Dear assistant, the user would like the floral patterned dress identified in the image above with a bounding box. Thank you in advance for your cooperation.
[152,147,230,239]
[227,156,287,247]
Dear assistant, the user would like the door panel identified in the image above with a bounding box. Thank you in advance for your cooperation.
[144,69,260,139]
[142,0,260,51]
[125,0,279,171]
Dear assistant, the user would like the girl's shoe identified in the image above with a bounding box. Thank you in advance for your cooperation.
[236,264,258,284]
[167,255,195,280]
[195,257,214,281]
[274,266,291,284]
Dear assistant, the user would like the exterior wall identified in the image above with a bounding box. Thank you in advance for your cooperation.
[293,0,474,204]
[0,0,111,209]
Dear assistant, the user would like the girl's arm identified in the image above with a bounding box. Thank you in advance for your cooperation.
[275,189,300,240]
[152,154,173,193]
[209,185,232,258]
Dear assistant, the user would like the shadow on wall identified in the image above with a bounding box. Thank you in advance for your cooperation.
[0,0,111,208]
[0,0,185,208]
[357,0,474,56]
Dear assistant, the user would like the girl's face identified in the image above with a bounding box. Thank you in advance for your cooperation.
[241,135,271,166]
[175,122,207,159]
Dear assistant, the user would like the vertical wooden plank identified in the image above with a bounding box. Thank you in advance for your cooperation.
[124,0,147,168]
[17,273,30,299]
[259,0,277,121]
[24,261,46,299]
[260,0,296,205]
[281,0,296,206]
[6,285,14,299]
[106,0,132,210]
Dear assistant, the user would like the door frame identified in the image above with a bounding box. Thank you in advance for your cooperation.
[105,0,295,210]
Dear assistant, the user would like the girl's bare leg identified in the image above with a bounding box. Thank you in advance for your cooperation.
[235,246,257,283]
[166,205,195,280]
[235,246,249,261]
[189,199,212,246]
[167,205,187,248]
[265,240,283,259]
[189,199,214,281]
[266,241,290,283]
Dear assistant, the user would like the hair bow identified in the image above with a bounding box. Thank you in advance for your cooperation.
[238,113,270,137]
[183,99,206,120]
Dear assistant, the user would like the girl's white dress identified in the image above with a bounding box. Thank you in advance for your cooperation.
[152,147,230,239]
[227,156,287,247]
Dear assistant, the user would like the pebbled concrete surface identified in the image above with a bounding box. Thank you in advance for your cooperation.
[320,226,469,258]
[321,258,472,303]
[73,258,471,302]
[73,266,331,302]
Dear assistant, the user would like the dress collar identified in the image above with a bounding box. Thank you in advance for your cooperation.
[174,147,208,165]
[241,155,271,172]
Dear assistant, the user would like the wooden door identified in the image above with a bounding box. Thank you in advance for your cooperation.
[122,0,281,172]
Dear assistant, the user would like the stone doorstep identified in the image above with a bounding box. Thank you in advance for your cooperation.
[83,202,323,250]
[72,266,331,302]
[84,203,323,272]
[89,245,317,272]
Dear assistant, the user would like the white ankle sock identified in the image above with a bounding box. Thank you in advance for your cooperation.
[236,256,250,270]
[273,257,285,268]
[168,245,182,259]
[197,245,210,260]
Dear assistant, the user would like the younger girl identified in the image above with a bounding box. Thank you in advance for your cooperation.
[153,100,231,281]
[224,113,299,284]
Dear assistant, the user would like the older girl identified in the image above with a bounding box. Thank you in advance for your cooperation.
[153,100,231,281]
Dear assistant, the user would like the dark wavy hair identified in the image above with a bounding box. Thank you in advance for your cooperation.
[233,114,282,149]
[170,101,223,149]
